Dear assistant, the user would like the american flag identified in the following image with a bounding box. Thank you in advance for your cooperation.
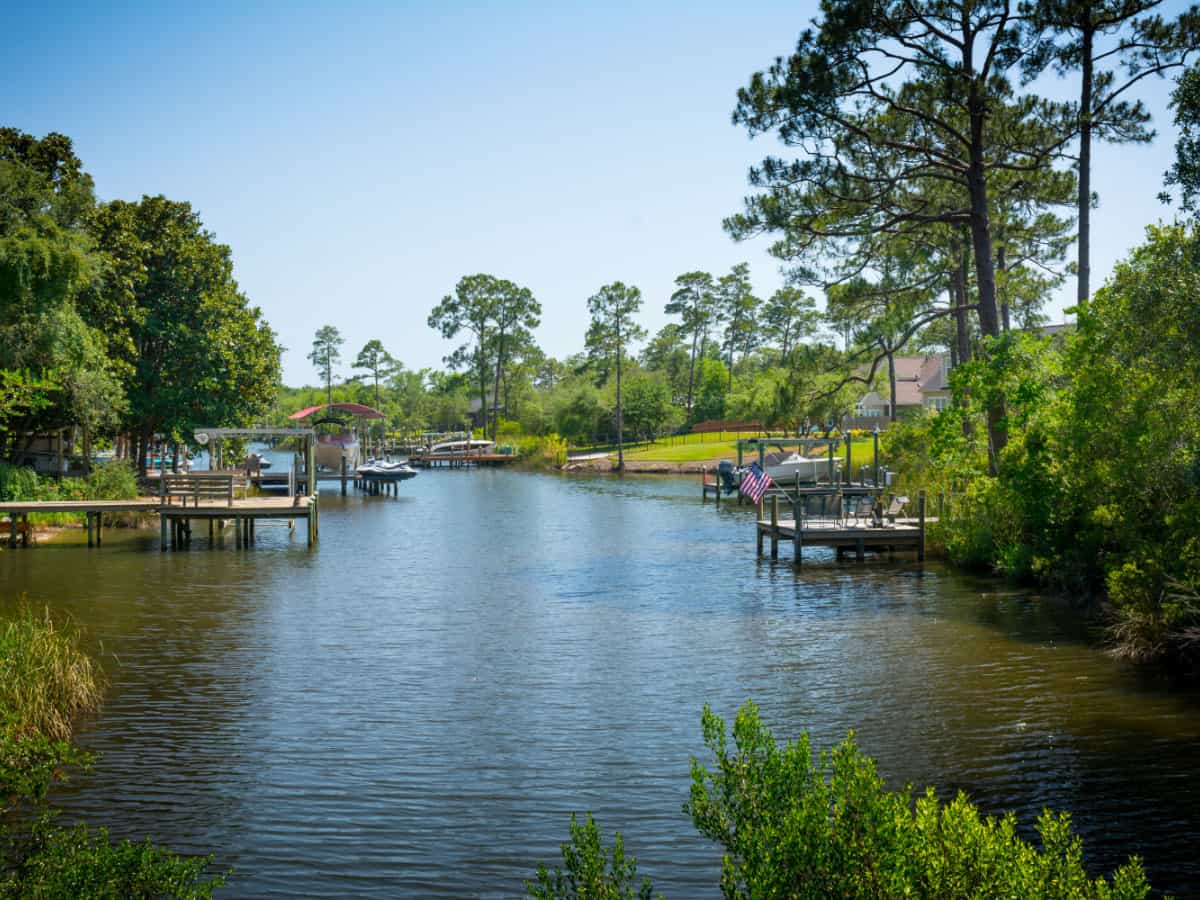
[739,462,772,504]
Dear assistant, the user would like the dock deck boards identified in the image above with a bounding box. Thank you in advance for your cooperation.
[3,496,317,550]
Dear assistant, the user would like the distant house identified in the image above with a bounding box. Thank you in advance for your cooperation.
[854,354,952,419]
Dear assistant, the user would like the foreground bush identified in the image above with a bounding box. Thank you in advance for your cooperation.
[0,604,225,898]
[0,820,225,900]
[686,702,1149,899]
[534,701,1152,898]
[526,813,655,900]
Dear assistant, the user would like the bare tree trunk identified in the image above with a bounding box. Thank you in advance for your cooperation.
[686,327,699,419]
[615,321,624,473]
[965,95,1005,469]
[491,332,505,442]
[887,348,897,423]
[954,260,972,366]
[1078,21,1094,305]
[997,243,1010,332]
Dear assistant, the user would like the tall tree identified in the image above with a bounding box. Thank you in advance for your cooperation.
[716,263,758,392]
[1025,0,1199,303]
[1164,63,1200,217]
[0,128,124,461]
[353,339,395,414]
[428,274,541,439]
[763,286,818,364]
[485,280,540,441]
[309,326,344,406]
[85,196,280,472]
[586,282,645,472]
[729,4,1075,464]
[664,271,717,418]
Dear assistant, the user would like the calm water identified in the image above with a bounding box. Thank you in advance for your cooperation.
[3,471,1200,897]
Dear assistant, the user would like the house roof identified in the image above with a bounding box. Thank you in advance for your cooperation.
[857,354,949,407]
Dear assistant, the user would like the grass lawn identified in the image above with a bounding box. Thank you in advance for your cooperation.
[614,435,883,464]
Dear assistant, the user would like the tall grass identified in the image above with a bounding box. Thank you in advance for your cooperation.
[0,605,103,741]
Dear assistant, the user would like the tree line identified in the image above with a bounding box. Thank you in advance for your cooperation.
[293,260,839,470]
[0,128,281,474]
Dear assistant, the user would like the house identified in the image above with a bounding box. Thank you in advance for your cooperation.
[854,354,951,419]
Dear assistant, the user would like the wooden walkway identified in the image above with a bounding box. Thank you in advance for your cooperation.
[159,496,316,550]
[1,496,317,549]
[409,452,517,468]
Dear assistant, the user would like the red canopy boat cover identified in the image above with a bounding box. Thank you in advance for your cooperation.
[288,402,385,421]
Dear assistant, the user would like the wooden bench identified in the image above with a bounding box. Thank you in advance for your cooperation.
[159,472,244,507]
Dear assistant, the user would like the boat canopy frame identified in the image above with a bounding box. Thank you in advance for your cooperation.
[193,427,317,496]
[735,433,883,487]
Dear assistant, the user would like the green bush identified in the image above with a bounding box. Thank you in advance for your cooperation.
[84,460,138,500]
[0,606,225,899]
[0,820,226,900]
[684,701,1149,900]
[0,465,40,503]
[526,813,656,900]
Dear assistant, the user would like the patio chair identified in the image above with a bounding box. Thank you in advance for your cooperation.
[883,495,910,526]
[849,495,876,527]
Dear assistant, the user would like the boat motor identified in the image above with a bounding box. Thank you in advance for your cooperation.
[718,460,738,495]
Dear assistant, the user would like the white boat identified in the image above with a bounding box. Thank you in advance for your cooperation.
[356,458,417,481]
[428,438,494,455]
[763,452,838,483]
[316,432,360,472]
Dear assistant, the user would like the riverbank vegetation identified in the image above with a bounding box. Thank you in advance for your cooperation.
[0,128,280,475]
[0,604,225,897]
[530,701,1151,899]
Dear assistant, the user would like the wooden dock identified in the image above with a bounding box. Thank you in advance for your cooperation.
[1,496,317,550]
[409,452,517,469]
[753,491,929,566]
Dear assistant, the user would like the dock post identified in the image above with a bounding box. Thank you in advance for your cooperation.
[791,494,802,566]
[341,458,347,496]
[770,495,779,560]
[160,510,168,551]
[873,428,880,486]
[235,517,242,549]
[8,515,16,548]
[86,512,94,548]
[856,537,865,561]
[96,512,102,546]
[701,468,706,502]
[918,490,926,561]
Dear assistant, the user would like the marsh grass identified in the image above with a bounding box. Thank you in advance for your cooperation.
[0,606,103,742]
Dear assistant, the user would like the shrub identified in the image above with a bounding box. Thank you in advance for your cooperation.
[685,701,1150,900]
[526,813,656,900]
[0,820,226,900]
[0,606,102,742]
[85,461,138,500]
[0,465,40,503]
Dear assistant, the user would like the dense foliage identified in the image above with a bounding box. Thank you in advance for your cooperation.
[0,127,281,473]
[886,224,1200,664]
[0,605,225,898]
[531,701,1150,898]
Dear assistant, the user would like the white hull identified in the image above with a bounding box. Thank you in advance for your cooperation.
[764,454,837,483]
[316,434,360,472]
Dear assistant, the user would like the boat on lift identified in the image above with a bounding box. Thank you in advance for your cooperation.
[288,402,385,472]
[762,451,839,483]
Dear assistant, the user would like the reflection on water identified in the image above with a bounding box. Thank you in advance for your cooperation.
[2,471,1199,897]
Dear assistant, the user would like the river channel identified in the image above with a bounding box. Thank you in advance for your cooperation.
[2,470,1199,897]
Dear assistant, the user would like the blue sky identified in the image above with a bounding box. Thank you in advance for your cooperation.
[5,1,1191,386]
